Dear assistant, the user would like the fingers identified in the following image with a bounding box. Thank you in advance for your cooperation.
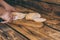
[0,12,14,23]
[1,21,8,23]
[1,17,13,23]
[9,14,14,22]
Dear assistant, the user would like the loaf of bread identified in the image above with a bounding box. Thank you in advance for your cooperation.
[25,13,41,20]
[12,12,26,20]
[25,13,46,22]
[33,18,46,22]
[12,12,46,22]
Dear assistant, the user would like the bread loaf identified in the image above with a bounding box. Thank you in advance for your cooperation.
[12,12,26,20]
[25,13,41,20]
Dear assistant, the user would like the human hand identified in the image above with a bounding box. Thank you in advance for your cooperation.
[0,12,14,23]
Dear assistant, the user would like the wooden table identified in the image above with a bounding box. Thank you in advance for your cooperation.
[0,3,60,40]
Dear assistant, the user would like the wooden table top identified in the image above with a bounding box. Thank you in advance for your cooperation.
[0,4,60,40]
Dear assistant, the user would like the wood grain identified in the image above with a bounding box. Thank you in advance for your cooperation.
[0,0,60,40]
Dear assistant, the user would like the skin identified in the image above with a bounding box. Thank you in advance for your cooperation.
[0,0,16,12]
[0,7,14,23]
[0,0,16,23]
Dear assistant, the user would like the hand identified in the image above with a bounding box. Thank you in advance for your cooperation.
[0,12,14,23]
[0,6,14,23]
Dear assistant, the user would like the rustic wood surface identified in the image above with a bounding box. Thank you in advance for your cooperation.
[0,0,60,40]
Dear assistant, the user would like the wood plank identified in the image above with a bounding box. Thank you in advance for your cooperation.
[8,24,54,40]
[11,19,43,28]
[0,23,28,40]
[7,24,39,40]
[40,26,60,40]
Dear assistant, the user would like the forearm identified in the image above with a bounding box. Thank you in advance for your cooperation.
[0,0,3,2]
[0,0,9,8]
[0,0,4,5]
